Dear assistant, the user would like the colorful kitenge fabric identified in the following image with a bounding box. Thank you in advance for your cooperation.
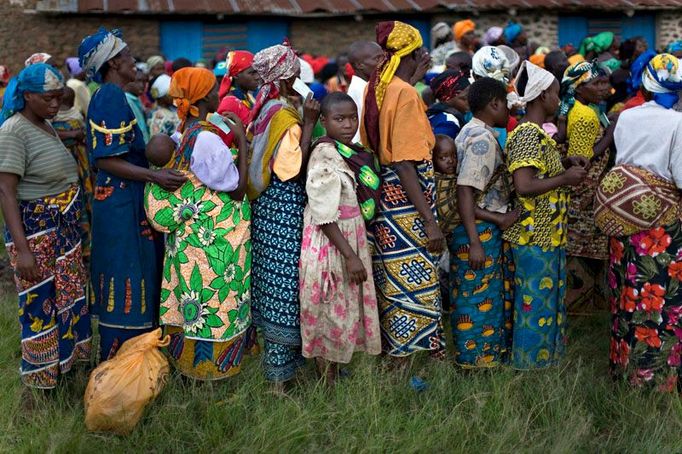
[565,102,611,313]
[435,173,458,236]
[315,137,382,225]
[87,83,163,360]
[450,222,513,367]
[145,122,256,380]
[511,244,567,369]
[51,109,94,258]
[148,106,180,137]
[247,99,301,199]
[609,222,682,390]
[251,176,306,382]
[595,164,682,237]
[299,143,382,363]
[4,186,92,388]
[504,122,569,249]
[370,161,445,357]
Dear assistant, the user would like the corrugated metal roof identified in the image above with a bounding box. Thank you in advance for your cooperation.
[36,0,682,14]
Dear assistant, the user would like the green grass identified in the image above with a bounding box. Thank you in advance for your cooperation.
[0,271,680,452]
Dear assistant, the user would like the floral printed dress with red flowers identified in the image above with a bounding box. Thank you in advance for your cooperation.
[609,223,682,390]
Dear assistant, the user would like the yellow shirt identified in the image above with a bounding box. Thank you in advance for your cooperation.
[567,100,600,159]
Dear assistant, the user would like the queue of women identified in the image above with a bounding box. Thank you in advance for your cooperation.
[0,20,680,401]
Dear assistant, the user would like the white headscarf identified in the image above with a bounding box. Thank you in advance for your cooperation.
[497,45,521,76]
[507,60,556,109]
[150,74,171,100]
[472,46,509,83]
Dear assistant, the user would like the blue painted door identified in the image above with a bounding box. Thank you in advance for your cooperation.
[559,13,655,49]
[160,20,290,62]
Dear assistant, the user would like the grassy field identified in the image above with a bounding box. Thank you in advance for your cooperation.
[0,265,681,453]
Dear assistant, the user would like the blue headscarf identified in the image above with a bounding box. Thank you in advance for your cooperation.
[503,22,523,44]
[627,49,655,95]
[78,27,127,83]
[0,63,64,127]
[642,53,682,109]
[666,41,682,54]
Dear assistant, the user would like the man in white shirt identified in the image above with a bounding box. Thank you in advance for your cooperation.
[347,41,384,143]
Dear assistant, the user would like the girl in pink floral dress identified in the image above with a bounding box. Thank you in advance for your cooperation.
[299,93,382,383]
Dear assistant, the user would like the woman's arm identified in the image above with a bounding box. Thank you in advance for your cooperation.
[457,185,485,269]
[591,121,616,161]
[222,112,249,201]
[320,223,367,285]
[0,174,39,280]
[512,166,586,197]
[394,161,444,254]
[295,95,321,181]
[96,157,186,191]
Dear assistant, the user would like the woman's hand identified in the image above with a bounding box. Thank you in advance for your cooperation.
[16,250,40,281]
[496,207,522,231]
[153,169,187,191]
[345,253,368,285]
[425,218,445,254]
[302,94,321,126]
[222,112,246,144]
[468,241,486,270]
[562,156,590,170]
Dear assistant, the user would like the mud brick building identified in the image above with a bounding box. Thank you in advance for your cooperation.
[2,0,682,73]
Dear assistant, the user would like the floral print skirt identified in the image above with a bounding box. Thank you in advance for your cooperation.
[609,222,682,390]
[299,205,381,364]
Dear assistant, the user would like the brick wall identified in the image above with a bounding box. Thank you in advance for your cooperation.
[656,11,682,50]
[289,12,560,57]
[290,18,377,57]
[1,0,159,74]
[433,12,560,49]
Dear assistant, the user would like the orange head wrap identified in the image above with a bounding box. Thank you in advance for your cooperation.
[169,67,216,129]
[529,54,546,68]
[453,20,476,42]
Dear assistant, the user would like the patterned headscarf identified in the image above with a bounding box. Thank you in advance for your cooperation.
[503,22,523,44]
[24,53,52,68]
[453,20,475,42]
[251,44,300,122]
[559,60,607,115]
[642,53,682,109]
[497,45,520,76]
[430,70,470,102]
[579,32,614,57]
[472,46,510,82]
[78,27,128,83]
[483,27,504,46]
[168,67,216,130]
[218,50,255,99]
[364,21,423,151]
[0,63,64,126]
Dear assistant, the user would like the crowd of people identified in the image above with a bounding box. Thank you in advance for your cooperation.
[0,17,680,401]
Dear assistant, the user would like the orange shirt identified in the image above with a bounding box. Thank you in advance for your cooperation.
[362,77,435,166]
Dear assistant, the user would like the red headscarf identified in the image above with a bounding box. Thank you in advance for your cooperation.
[218,50,254,99]
[215,95,251,146]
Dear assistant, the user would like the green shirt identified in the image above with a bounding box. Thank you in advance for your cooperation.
[0,113,78,200]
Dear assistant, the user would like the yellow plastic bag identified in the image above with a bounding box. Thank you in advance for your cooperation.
[84,328,170,435]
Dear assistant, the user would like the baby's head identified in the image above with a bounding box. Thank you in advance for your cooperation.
[433,134,457,175]
[61,86,75,110]
[146,134,175,168]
